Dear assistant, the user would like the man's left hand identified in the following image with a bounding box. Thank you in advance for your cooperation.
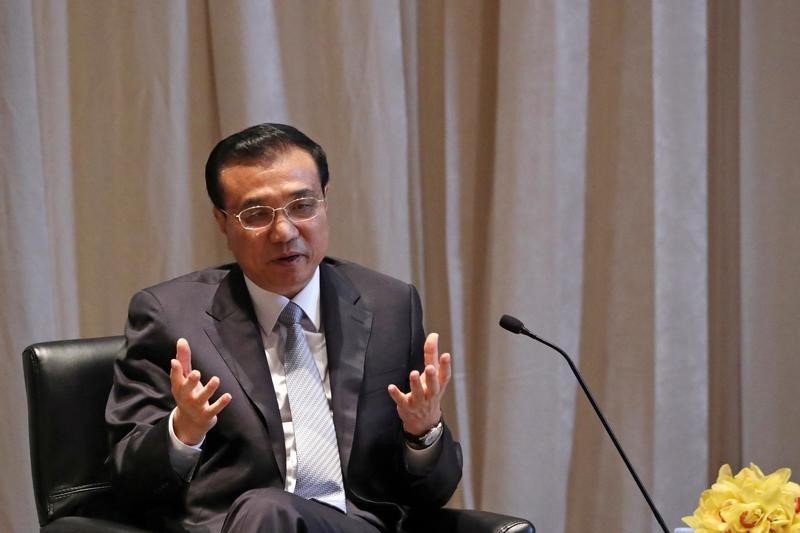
[387,332,452,437]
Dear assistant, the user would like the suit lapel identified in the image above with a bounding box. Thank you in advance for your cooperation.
[203,266,287,480]
[320,261,372,479]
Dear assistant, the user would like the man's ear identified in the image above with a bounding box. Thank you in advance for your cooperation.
[213,207,228,236]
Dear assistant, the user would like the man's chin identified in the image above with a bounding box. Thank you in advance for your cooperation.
[253,265,314,297]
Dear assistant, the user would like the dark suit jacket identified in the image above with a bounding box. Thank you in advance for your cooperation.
[106,258,462,532]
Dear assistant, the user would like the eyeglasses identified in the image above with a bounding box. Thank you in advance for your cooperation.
[221,197,326,230]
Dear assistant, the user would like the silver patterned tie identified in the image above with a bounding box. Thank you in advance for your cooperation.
[278,302,345,510]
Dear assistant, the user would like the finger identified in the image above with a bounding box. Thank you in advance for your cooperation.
[196,375,221,405]
[170,359,185,386]
[207,392,232,417]
[409,370,426,400]
[423,333,439,369]
[438,352,452,387]
[425,365,440,397]
[387,384,408,407]
[179,369,201,400]
[176,338,192,377]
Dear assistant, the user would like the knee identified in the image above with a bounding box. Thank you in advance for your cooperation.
[223,488,303,532]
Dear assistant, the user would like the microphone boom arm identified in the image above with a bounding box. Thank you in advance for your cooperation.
[501,316,669,533]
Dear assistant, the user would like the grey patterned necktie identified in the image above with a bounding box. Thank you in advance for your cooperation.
[278,302,345,510]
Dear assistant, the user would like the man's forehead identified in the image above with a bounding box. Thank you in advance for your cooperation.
[220,149,318,181]
[222,170,321,206]
[220,163,277,180]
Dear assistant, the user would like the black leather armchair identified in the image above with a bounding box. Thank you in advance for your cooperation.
[23,336,534,533]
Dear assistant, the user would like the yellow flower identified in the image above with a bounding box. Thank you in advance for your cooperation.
[683,464,800,533]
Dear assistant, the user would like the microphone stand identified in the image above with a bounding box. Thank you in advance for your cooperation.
[500,316,669,533]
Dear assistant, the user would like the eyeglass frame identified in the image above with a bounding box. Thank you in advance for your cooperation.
[219,196,326,230]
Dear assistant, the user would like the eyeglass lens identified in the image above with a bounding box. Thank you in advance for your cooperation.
[238,197,321,229]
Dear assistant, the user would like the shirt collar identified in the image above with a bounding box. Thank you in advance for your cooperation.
[243,267,321,333]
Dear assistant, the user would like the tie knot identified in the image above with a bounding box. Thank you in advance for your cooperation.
[278,301,304,326]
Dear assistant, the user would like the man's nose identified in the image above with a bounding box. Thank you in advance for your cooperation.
[268,210,299,242]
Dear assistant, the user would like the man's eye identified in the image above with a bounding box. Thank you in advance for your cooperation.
[241,207,273,223]
[292,200,315,210]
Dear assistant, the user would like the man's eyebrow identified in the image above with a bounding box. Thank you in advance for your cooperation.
[288,188,317,199]
[238,188,318,209]
[239,196,268,209]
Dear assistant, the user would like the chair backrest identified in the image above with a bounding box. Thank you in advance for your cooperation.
[22,336,126,526]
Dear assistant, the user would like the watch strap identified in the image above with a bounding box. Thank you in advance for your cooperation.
[404,419,444,450]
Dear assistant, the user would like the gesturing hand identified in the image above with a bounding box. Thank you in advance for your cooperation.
[387,332,452,437]
[169,338,232,445]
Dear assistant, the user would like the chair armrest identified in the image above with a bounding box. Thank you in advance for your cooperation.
[43,509,534,533]
[407,507,535,533]
[41,516,151,533]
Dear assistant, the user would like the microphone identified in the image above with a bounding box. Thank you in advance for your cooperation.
[499,314,669,533]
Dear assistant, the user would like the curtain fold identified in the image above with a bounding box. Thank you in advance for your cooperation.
[1,2,68,531]
[651,1,709,527]
[2,2,799,532]
[739,0,800,472]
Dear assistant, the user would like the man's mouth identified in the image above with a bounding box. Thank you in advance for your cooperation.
[274,253,303,264]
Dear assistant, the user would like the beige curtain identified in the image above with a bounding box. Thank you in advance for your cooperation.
[2,1,799,532]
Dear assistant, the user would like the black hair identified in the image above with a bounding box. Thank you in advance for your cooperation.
[204,123,329,209]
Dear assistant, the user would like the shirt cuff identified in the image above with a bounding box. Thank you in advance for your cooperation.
[403,430,443,475]
[167,408,203,481]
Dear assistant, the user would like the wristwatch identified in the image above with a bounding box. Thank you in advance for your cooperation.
[404,419,444,450]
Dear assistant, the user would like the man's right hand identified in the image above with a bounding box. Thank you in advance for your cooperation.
[170,338,232,446]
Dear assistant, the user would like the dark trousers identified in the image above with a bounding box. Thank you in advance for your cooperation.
[221,488,382,533]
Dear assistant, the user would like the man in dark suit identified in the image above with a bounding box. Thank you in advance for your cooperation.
[106,123,462,532]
